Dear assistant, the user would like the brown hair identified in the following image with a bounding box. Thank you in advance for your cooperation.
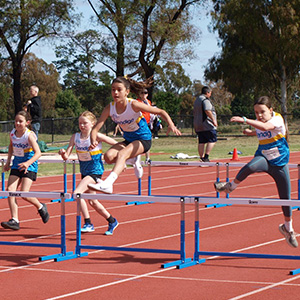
[254,96,272,108]
[112,76,153,96]
[79,111,97,125]
[255,96,289,142]
[15,110,32,130]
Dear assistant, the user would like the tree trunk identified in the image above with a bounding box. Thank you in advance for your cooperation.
[280,64,288,125]
[12,62,23,115]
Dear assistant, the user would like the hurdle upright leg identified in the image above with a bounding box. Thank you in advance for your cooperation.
[214,162,232,208]
[74,193,88,258]
[206,162,220,208]
[51,161,68,203]
[41,193,77,261]
[162,197,193,269]
[1,159,5,192]
[65,159,76,202]
[294,164,300,209]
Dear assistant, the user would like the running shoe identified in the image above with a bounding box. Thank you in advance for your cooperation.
[88,181,113,194]
[214,181,233,193]
[81,223,95,233]
[145,158,151,165]
[133,155,143,178]
[1,219,20,230]
[38,203,50,223]
[105,219,119,235]
[201,157,210,162]
[279,224,298,248]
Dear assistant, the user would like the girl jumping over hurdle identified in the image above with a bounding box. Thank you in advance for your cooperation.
[1,111,49,230]
[88,76,181,194]
[59,111,119,235]
[214,96,298,248]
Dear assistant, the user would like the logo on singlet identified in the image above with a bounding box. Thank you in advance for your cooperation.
[257,131,272,139]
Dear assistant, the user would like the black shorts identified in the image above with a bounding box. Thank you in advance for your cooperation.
[122,139,152,153]
[81,174,102,183]
[196,130,217,144]
[10,169,37,181]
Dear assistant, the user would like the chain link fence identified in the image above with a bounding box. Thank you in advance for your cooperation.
[0,114,298,149]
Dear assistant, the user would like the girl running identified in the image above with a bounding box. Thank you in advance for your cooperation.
[1,111,49,230]
[88,76,181,194]
[214,96,297,248]
[58,111,119,235]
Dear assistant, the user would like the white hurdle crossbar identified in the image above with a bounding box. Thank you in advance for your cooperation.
[144,161,300,207]
[72,193,193,268]
[0,191,77,262]
[183,196,300,275]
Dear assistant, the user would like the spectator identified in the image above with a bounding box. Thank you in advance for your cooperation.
[26,85,42,138]
[193,86,218,162]
[137,89,152,162]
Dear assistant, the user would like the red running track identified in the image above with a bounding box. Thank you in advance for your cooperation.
[1,153,300,299]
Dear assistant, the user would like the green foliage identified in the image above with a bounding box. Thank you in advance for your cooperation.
[155,62,192,94]
[206,0,300,115]
[55,90,82,117]
[0,0,76,113]
[21,53,61,118]
[230,94,255,117]
[152,91,181,117]
[0,83,10,120]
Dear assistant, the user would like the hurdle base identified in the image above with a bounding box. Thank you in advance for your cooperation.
[161,258,192,269]
[290,267,300,275]
[177,258,206,269]
[76,252,89,258]
[51,198,75,203]
[54,251,85,262]
[214,204,232,208]
[126,201,154,205]
[39,251,74,262]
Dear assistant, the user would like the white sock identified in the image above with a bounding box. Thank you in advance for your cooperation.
[230,180,238,190]
[103,172,118,186]
[38,204,43,210]
[12,217,19,223]
[285,220,293,232]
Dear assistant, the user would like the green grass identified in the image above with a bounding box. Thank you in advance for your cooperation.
[33,134,300,177]
[1,133,300,178]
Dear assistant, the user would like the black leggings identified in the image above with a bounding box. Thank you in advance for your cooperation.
[236,155,292,218]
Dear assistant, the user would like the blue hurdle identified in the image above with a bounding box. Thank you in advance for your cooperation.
[0,191,77,262]
[189,196,300,275]
[73,193,193,269]
[51,159,78,203]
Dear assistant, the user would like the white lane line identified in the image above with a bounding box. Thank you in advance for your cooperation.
[45,267,177,300]
[228,274,300,300]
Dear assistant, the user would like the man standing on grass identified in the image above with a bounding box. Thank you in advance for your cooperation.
[193,86,218,162]
[26,85,42,138]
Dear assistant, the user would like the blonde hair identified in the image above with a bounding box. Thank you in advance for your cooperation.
[79,111,97,125]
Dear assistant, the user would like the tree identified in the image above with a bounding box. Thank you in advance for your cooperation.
[0,0,75,115]
[88,0,203,99]
[55,89,82,117]
[155,62,192,94]
[0,82,10,120]
[21,53,61,118]
[152,91,181,117]
[54,30,113,114]
[205,0,300,119]
[0,52,61,119]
